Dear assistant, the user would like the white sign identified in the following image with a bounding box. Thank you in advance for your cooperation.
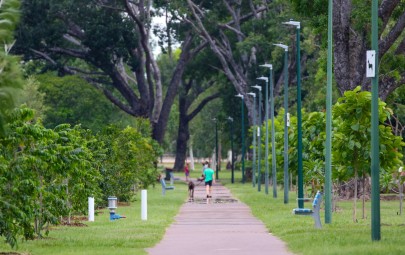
[257,126,260,137]
[287,113,290,127]
[366,50,376,78]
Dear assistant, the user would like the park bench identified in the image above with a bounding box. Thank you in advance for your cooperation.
[292,190,323,229]
[160,178,175,195]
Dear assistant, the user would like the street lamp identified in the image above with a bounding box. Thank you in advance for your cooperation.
[235,93,245,183]
[248,92,257,187]
[371,0,380,241]
[227,117,235,184]
[325,0,333,224]
[261,64,277,198]
[283,19,303,208]
[213,118,219,180]
[252,85,262,192]
[274,43,289,204]
[257,76,269,194]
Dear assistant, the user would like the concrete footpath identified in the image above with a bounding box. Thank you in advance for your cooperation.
[147,178,294,255]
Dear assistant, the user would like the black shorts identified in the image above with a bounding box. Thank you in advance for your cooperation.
[205,180,213,186]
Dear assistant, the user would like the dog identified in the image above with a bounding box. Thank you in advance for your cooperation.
[188,181,195,202]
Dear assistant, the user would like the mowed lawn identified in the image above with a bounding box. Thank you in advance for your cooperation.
[220,170,405,255]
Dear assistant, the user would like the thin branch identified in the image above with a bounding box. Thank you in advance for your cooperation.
[187,92,221,121]
[379,0,400,34]
[30,49,57,65]
[379,10,405,58]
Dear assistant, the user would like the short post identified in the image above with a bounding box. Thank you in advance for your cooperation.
[141,190,147,221]
[399,167,403,215]
[88,197,94,222]
[108,196,118,220]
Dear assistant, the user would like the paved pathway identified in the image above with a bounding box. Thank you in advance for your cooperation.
[147,179,294,255]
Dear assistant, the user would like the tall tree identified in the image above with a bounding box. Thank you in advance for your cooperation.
[13,0,205,143]
[291,0,405,100]
[184,0,303,125]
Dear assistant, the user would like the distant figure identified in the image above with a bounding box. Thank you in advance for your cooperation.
[184,163,190,181]
[203,163,215,198]
[188,181,195,202]
[202,161,208,174]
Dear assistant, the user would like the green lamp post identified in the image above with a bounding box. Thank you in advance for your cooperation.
[274,43,289,204]
[236,93,245,183]
[248,92,257,187]
[257,75,269,194]
[324,0,333,223]
[252,84,262,192]
[227,116,235,184]
[261,64,277,198]
[283,20,303,208]
[371,0,380,241]
[213,118,219,180]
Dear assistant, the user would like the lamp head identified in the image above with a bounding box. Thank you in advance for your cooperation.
[252,85,262,91]
[247,92,256,97]
[227,116,234,122]
[257,76,268,82]
[235,93,244,99]
[273,43,288,51]
[260,63,273,70]
[283,19,300,28]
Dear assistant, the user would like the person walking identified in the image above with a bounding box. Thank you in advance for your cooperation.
[184,163,190,182]
[203,163,215,198]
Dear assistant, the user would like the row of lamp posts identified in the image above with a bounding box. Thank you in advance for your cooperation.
[230,8,381,241]
[233,20,302,204]
[230,2,380,241]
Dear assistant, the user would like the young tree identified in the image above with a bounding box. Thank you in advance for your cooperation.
[333,87,404,221]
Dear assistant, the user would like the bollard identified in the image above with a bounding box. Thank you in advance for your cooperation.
[88,197,94,222]
[141,190,147,220]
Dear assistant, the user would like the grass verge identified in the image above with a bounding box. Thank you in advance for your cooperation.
[220,172,405,255]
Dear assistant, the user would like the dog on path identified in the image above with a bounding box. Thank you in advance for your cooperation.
[188,181,195,202]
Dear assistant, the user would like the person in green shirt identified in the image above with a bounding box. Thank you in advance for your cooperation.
[203,163,215,198]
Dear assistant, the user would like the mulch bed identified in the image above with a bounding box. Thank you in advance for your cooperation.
[0,253,30,255]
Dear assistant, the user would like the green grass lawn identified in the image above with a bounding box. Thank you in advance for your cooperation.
[0,180,188,255]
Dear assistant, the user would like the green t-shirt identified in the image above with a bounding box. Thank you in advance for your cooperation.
[203,168,215,182]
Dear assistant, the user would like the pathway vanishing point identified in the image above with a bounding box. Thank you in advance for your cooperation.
[147,178,294,255]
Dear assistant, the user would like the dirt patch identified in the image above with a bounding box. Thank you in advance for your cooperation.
[60,221,87,227]
[59,216,88,227]
[0,253,30,255]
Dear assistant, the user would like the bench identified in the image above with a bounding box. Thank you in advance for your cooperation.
[160,178,175,195]
[292,191,323,229]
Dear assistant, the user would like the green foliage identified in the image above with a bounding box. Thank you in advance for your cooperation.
[333,86,404,181]
[15,76,47,119]
[255,87,403,192]
[98,124,162,202]
[0,105,161,247]
[0,0,23,136]
[0,107,103,246]
[36,73,134,132]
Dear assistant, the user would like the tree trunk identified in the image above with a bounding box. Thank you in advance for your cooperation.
[333,0,405,100]
[172,79,220,171]
[189,144,195,171]
[353,167,358,223]
[173,116,190,172]
[362,169,366,219]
